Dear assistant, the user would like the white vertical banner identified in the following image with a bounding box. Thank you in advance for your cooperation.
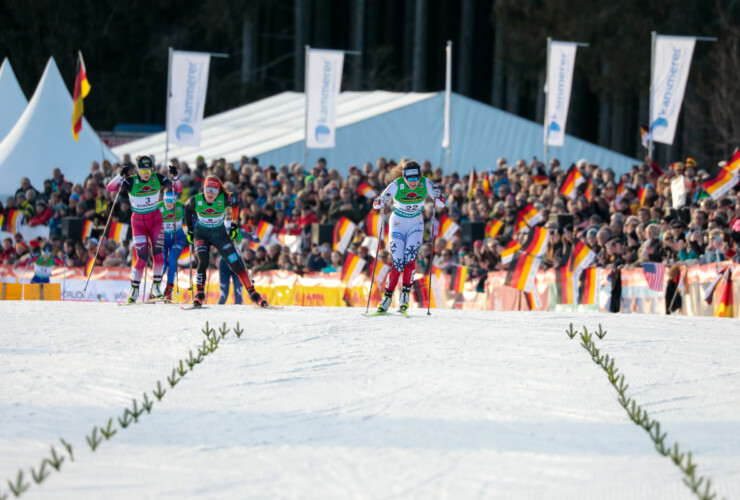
[305,49,344,149]
[545,42,577,147]
[442,42,452,148]
[167,51,211,147]
[650,36,695,145]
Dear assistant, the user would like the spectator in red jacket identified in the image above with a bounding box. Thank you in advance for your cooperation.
[28,200,53,227]
[0,237,16,264]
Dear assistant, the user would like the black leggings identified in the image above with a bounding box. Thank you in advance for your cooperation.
[193,227,254,291]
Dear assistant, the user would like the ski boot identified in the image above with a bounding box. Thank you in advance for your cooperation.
[376,290,392,313]
[399,284,411,313]
[163,283,174,301]
[248,287,268,308]
[149,281,164,300]
[193,286,205,308]
[127,285,139,304]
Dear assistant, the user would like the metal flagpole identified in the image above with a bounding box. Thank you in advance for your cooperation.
[543,37,551,169]
[648,32,655,162]
[303,44,310,170]
[164,47,173,170]
[443,41,452,174]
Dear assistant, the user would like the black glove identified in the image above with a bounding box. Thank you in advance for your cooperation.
[120,163,134,177]
[229,222,240,240]
[169,164,178,177]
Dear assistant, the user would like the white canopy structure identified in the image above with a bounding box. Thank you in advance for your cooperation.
[0,58,27,142]
[0,57,118,198]
[115,91,638,176]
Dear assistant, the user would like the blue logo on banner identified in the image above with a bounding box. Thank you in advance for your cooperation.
[547,121,561,137]
[649,117,668,134]
[315,125,331,143]
[176,124,194,140]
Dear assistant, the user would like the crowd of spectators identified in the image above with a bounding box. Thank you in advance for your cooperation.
[1,152,739,290]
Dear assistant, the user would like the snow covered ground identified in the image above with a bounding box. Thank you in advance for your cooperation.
[1,302,738,499]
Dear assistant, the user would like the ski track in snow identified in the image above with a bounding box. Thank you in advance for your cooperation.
[0,302,738,499]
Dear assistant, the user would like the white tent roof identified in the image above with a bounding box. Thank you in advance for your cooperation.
[0,58,27,142]
[115,91,638,176]
[0,57,118,198]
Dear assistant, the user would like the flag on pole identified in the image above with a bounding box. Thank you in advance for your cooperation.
[642,262,667,292]
[637,186,648,206]
[702,167,738,200]
[167,51,211,147]
[726,149,740,174]
[584,177,594,202]
[442,41,452,149]
[532,175,549,186]
[714,268,733,318]
[480,172,492,196]
[357,181,377,199]
[437,214,460,241]
[467,167,478,200]
[85,256,95,277]
[0,209,23,234]
[580,267,601,305]
[501,240,521,265]
[365,212,383,238]
[306,49,344,149]
[570,240,596,273]
[341,253,366,286]
[518,204,544,227]
[177,244,192,265]
[545,41,578,147]
[81,220,94,242]
[249,221,274,250]
[72,51,90,141]
[371,258,391,287]
[556,266,575,304]
[504,254,540,293]
[485,219,503,238]
[333,217,356,253]
[650,36,696,145]
[520,227,549,257]
[108,222,129,244]
[448,265,468,293]
[560,165,584,199]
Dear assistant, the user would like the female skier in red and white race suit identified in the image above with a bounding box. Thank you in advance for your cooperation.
[372,160,445,313]
[106,155,181,303]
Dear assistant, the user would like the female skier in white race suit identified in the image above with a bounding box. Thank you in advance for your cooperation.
[372,160,446,313]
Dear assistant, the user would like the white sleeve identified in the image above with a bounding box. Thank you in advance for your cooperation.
[378,181,398,203]
[425,178,440,199]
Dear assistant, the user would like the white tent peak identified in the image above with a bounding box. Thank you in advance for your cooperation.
[0,56,118,197]
[0,58,28,141]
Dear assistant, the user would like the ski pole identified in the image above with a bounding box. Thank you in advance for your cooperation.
[84,185,122,291]
[364,206,387,314]
[426,202,438,316]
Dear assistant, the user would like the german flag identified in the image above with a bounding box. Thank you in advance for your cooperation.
[714,268,734,318]
[177,244,191,265]
[726,149,740,174]
[555,266,574,304]
[467,167,478,200]
[357,181,377,199]
[518,203,543,227]
[532,175,549,186]
[480,172,492,196]
[341,253,366,285]
[81,219,94,242]
[0,209,22,234]
[560,165,584,199]
[570,240,595,273]
[333,217,356,253]
[366,212,383,238]
[637,186,648,207]
[85,256,95,277]
[437,214,459,241]
[485,219,503,238]
[504,253,539,292]
[584,177,594,202]
[500,239,521,264]
[72,51,91,142]
[250,220,274,249]
[520,226,548,257]
[448,265,468,293]
[702,167,738,201]
[108,222,129,244]
[580,267,600,305]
